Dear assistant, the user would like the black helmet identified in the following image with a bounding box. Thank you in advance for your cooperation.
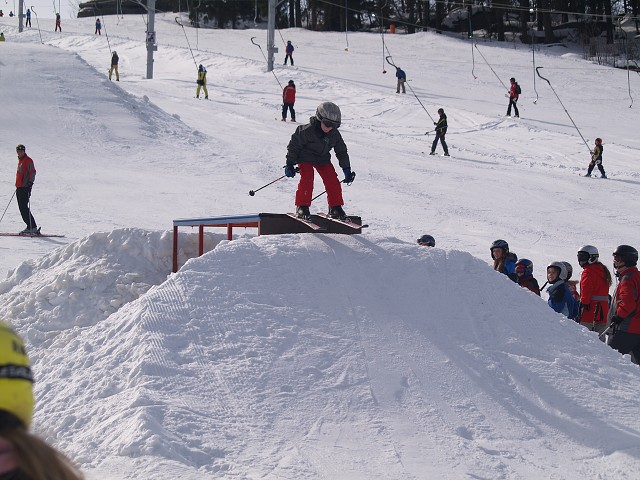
[417,234,435,247]
[510,77,516,82]
[613,245,638,267]
[288,79,294,84]
[490,239,509,259]
[315,102,341,128]
[16,144,25,151]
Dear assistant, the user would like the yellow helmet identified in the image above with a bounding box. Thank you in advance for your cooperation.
[0,322,34,428]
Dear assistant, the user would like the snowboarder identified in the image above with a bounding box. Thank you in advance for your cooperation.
[585,138,606,178]
[14,144,39,235]
[55,13,61,32]
[491,239,518,282]
[417,234,436,247]
[109,51,119,81]
[576,245,612,336]
[95,18,101,35]
[25,8,31,28]
[515,258,540,295]
[546,261,578,319]
[284,40,294,65]
[196,64,208,99]
[0,322,85,479]
[430,108,449,156]
[284,101,354,220]
[395,67,406,94]
[282,80,296,122]
[507,77,519,118]
[608,245,640,364]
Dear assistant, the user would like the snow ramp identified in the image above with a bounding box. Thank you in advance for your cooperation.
[8,232,640,479]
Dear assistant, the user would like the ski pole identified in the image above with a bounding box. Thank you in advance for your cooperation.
[598,323,615,341]
[0,190,16,225]
[536,67,590,153]
[250,37,283,90]
[311,172,356,202]
[248,167,299,196]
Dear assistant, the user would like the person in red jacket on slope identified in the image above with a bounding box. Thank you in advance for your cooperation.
[14,144,39,235]
[607,245,640,364]
[576,245,612,336]
[282,80,296,122]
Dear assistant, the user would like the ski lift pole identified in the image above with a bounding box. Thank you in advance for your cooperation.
[175,17,198,70]
[386,56,435,124]
[474,42,508,90]
[251,37,283,90]
[102,16,113,55]
[30,6,43,44]
[536,67,590,153]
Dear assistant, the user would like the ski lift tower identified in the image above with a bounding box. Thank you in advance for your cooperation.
[146,0,158,79]
[267,0,279,71]
[18,0,23,33]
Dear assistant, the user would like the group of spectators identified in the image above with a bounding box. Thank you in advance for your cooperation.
[418,235,640,365]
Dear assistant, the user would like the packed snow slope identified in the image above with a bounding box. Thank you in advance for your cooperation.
[1,12,640,480]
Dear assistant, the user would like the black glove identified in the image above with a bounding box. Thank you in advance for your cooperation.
[434,122,437,126]
[342,168,355,183]
[580,302,590,312]
[611,315,623,325]
[284,164,296,178]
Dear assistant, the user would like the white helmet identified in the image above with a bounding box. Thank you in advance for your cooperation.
[577,245,599,266]
[547,261,568,281]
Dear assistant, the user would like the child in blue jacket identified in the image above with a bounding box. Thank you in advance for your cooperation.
[546,261,578,319]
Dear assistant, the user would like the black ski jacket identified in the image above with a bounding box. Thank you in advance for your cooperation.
[286,117,350,169]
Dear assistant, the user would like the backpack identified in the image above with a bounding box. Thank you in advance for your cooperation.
[516,84,522,95]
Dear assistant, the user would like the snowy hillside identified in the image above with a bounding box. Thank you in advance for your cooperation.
[1,12,640,480]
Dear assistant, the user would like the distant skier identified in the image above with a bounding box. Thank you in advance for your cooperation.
[109,51,119,81]
[417,234,436,247]
[506,77,519,118]
[95,18,101,35]
[395,67,406,94]
[585,137,606,178]
[55,13,61,32]
[430,108,449,157]
[515,259,540,295]
[284,102,354,220]
[284,40,294,65]
[490,239,518,282]
[25,8,31,28]
[196,64,208,99]
[282,80,296,122]
[14,144,39,235]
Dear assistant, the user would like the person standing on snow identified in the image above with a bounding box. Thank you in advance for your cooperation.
[282,80,296,122]
[607,245,640,364]
[284,40,294,65]
[546,261,578,319]
[576,245,612,336]
[490,239,518,282]
[15,144,39,235]
[430,108,449,157]
[0,322,85,479]
[196,64,208,99]
[515,259,540,295]
[395,67,406,94]
[585,137,606,178]
[285,101,354,221]
[109,51,119,81]
[506,77,520,118]
[55,13,61,32]
[95,18,102,35]
[25,8,31,28]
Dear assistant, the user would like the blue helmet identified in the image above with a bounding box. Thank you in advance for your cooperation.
[515,258,533,276]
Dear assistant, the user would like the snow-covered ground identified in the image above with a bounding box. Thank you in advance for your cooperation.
[1,13,640,479]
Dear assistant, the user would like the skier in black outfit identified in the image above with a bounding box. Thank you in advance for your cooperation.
[430,108,449,156]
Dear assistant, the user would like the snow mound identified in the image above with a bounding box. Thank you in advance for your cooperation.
[12,232,640,479]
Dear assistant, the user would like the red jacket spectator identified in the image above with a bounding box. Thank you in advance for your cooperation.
[282,82,296,104]
[612,266,640,334]
[16,153,36,188]
[579,263,611,326]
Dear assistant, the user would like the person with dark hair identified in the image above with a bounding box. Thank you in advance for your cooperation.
[585,138,606,178]
[284,40,294,65]
[607,245,640,364]
[282,80,296,122]
[546,262,579,319]
[109,51,119,81]
[55,12,61,32]
[430,108,449,157]
[417,234,435,247]
[285,101,354,220]
[25,8,32,28]
[15,144,39,235]
[507,77,519,118]
[490,239,517,282]
[515,259,540,295]
[196,64,208,99]
[0,322,85,480]
[576,245,612,336]
[395,67,406,94]
[95,17,101,35]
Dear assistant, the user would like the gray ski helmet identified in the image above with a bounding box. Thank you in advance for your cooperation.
[561,261,573,281]
[547,261,568,281]
[577,245,599,266]
[316,102,341,128]
[417,234,435,247]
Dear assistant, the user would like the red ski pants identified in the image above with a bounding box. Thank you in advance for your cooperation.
[295,162,344,208]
